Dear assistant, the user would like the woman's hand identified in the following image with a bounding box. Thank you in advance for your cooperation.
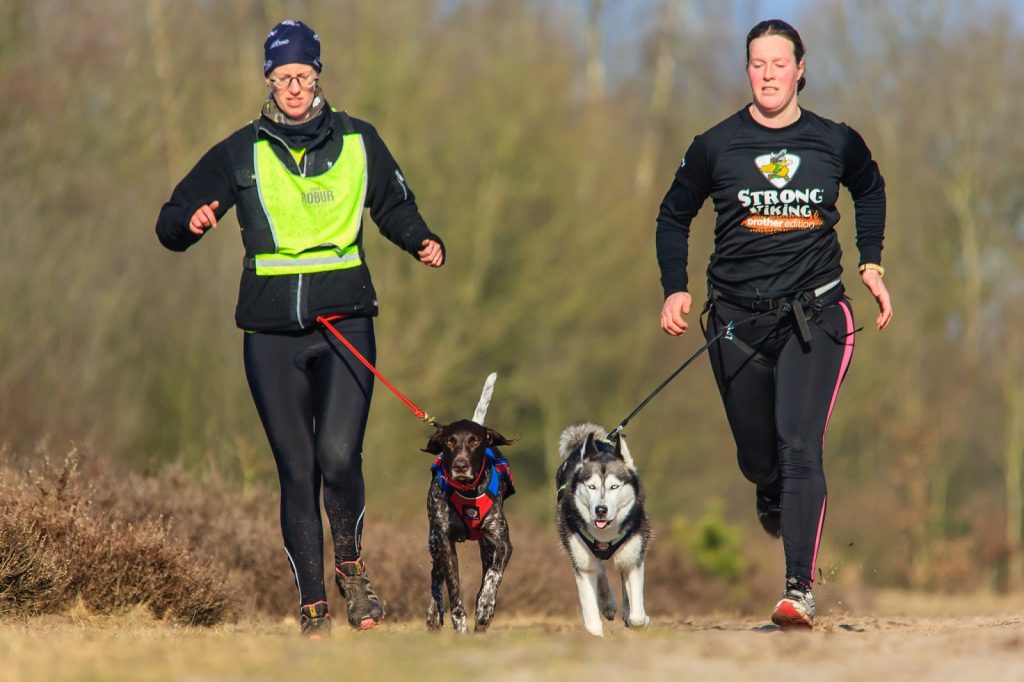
[189,201,221,234]
[418,239,444,267]
[860,269,892,330]
[660,291,692,336]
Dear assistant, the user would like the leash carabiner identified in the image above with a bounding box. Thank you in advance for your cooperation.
[317,315,438,428]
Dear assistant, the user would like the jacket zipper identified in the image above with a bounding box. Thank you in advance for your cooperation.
[261,127,309,327]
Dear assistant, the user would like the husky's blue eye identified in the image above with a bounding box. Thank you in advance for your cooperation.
[587,484,597,490]
[610,484,620,490]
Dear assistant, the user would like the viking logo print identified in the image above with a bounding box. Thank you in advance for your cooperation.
[755,149,801,188]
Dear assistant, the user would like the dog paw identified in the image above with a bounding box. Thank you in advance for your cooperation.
[584,623,605,637]
[451,611,470,635]
[601,604,617,621]
[426,604,444,631]
[624,614,650,629]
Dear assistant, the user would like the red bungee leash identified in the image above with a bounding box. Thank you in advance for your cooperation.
[317,315,438,428]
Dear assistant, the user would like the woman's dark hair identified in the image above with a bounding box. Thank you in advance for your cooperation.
[746,19,806,92]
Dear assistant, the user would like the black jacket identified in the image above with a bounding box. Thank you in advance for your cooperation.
[656,107,885,299]
[156,108,442,330]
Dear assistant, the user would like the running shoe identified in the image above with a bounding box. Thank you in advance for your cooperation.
[335,558,384,630]
[299,600,332,639]
[771,577,815,630]
[756,489,782,538]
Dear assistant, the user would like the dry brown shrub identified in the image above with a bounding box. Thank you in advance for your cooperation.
[0,507,69,616]
[63,517,235,626]
[71,459,295,617]
[0,449,235,625]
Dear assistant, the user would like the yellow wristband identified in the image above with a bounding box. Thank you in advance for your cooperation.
[859,263,885,277]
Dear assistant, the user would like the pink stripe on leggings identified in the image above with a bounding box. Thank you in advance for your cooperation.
[810,299,855,582]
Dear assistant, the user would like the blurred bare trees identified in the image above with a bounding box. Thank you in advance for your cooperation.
[1,0,1022,592]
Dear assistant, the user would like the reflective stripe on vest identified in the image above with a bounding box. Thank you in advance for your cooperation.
[252,132,367,276]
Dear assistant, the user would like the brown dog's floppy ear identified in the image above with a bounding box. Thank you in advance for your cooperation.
[483,426,518,448]
[422,425,446,454]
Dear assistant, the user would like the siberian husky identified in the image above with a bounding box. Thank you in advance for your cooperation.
[555,423,651,636]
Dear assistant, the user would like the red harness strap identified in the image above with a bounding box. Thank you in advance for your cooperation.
[431,452,514,542]
[445,487,497,542]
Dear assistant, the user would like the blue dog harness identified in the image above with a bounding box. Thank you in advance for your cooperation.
[432,448,515,542]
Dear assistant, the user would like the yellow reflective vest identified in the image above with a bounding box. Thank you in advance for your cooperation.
[249,127,367,276]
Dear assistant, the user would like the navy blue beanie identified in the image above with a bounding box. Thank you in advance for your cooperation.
[263,20,321,75]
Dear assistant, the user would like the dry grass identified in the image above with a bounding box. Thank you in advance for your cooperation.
[2,609,1024,682]
[0,447,787,629]
[0,449,234,624]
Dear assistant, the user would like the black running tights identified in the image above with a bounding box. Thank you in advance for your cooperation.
[243,316,375,606]
[705,296,855,585]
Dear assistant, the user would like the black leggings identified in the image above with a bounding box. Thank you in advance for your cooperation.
[243,316,375,607]
[704,291,855,585]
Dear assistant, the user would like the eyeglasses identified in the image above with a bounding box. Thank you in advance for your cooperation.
[266,72,318,91]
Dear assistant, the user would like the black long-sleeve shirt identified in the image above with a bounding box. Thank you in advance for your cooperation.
[656,106,885,299]
[156,105,442,330]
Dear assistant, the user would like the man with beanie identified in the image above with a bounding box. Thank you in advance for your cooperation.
[156,19,445,637]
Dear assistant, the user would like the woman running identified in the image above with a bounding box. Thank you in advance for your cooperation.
[655,19,892,629]
[156,20,444,637]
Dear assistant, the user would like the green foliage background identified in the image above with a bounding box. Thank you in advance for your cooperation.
[1,0,1023,592]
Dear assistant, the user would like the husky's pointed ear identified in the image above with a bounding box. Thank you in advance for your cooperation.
[613,432,636,469]
[421,425,446,454]
[484,426,517,448]
[583,432,598,460]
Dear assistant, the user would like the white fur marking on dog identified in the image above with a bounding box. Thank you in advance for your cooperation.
[472,372,498,425]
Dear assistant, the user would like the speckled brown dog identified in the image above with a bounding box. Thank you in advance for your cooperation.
[422,374,515,633]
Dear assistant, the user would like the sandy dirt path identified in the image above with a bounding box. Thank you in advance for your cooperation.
[2,595,1023,681]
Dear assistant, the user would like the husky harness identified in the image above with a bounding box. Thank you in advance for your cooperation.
[571,520,638,561]
[432,448,515,541]
[556,438,639,560]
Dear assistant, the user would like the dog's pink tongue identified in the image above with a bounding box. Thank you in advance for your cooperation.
[595,520,609,529]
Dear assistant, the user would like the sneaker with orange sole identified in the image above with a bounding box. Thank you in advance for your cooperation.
[299,600,332,639]
[335,558,384,630]
[771,577,815,630]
